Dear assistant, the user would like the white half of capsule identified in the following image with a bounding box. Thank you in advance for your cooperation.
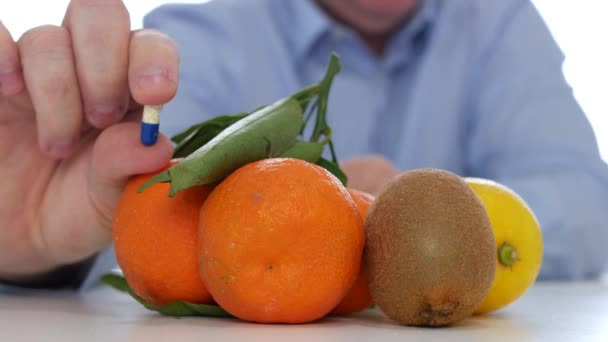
[143,105,162,124]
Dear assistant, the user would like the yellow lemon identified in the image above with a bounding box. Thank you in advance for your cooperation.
[465,177,543,314]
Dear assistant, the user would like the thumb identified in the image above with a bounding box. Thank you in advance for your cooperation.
[88,121,173,228]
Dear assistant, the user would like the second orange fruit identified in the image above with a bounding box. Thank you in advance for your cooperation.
[332,189,375,314]
[199,158,365,323]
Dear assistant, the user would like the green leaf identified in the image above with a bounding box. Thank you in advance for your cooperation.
[292,84,321,109]
[137,171,171,193]
[172,113,249,158]
[139,98,305,196]
[317,157,348,186]
[171,122,204,144]
[134,297,232,317]
[100,273,130,293]
[140,53,345,197]
[100,274,232,318]
[280,141,325,163]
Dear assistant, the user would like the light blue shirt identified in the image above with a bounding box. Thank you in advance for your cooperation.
[144,0,608,281]
[3,0,607,293]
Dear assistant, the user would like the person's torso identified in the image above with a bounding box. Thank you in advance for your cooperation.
[149,0,522,175]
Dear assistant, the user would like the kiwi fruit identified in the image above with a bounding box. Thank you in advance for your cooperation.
[364,168,495,326]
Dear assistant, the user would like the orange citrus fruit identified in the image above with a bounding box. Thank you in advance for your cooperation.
[113,160,213,306]
[198,158,364,323]
[332,189,375,314]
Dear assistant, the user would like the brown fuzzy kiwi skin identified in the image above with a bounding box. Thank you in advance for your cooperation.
[363,169,496,327]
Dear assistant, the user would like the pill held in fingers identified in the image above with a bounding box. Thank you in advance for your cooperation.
[141,105,162,146]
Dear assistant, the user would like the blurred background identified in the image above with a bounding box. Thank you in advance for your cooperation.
[1,0,606,162]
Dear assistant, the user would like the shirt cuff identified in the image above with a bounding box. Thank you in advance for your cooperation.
[0,255,97,291]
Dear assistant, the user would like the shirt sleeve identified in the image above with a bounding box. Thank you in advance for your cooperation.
[0,255,97,293]
[466,1,608,280]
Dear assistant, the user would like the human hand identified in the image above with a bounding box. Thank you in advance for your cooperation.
[0,0,178,282]
[340,154,399,195]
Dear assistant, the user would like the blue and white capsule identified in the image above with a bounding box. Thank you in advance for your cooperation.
[141,105,162,146]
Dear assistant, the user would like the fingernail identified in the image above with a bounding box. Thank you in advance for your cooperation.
[87,104,121,128]
[137,67,171,90]
[0,70,24,96]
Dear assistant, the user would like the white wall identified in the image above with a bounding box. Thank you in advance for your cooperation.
[1,0,606,161]
[0,1,204,35]
[533,0,608,162]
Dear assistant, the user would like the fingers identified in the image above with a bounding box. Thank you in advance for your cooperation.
[32,122,172,266]
[18,25,83,158]
[0,20,24,97]
[341,155,399,194]
[128,29,179,106]
[89,121,173,222]
[63,0,131,128]
[85,122,172,256]
[7,0,179,159]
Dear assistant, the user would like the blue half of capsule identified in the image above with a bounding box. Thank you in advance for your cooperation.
[141,122,159,146]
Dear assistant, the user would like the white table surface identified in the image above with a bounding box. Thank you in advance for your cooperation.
[1,281,607,342]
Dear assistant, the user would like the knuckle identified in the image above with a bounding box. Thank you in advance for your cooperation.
[0,20,12,41]
[82,30,130,75]
[133,29,179,56]
[40,74,73,100]
[158,34,179,58]
[0,48,18,72]
[19,25,71,59]
[136,29,175,45]
[82,30,113,57]
[70,0,126,11]
[68,0,129,23]
[0,20,14,43]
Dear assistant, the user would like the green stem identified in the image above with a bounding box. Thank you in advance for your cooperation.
[498,243,519,267]
[293,84,320,103]
[328,137,338,163]
[301,101,318,135]
[311,53,342,142]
